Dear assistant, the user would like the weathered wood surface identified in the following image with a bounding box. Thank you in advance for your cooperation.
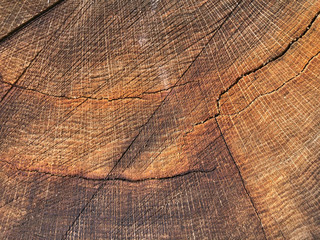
[0,0,319,239]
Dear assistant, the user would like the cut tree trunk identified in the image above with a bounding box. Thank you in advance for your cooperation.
[0,0,319,239]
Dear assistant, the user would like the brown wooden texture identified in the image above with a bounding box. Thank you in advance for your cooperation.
[0,0,319,239]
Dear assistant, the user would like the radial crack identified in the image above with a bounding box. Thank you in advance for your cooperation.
[215,10,320,116]
[0,0,67,44]
[62,1,243,238]
[59,166,216,240]
[0,79,195,101]
[220,50,320,116]
[0,48,43,104]
[1,159,216,182]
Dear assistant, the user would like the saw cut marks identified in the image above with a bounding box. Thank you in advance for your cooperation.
[0,0,61,39]
[0,0,319,239]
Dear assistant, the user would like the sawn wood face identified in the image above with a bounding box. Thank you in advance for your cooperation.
[0,0,319,239]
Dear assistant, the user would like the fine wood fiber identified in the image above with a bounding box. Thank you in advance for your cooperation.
[0,0,319,239]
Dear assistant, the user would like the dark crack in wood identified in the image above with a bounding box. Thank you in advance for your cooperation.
[215,10,320,116]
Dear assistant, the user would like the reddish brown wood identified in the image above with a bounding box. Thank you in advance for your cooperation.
[0,0,319,239]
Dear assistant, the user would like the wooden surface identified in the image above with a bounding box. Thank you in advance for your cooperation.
[0,0,319,239]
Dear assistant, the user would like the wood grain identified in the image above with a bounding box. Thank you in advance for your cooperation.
[0,0,61,39]
[0,0,319,239]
